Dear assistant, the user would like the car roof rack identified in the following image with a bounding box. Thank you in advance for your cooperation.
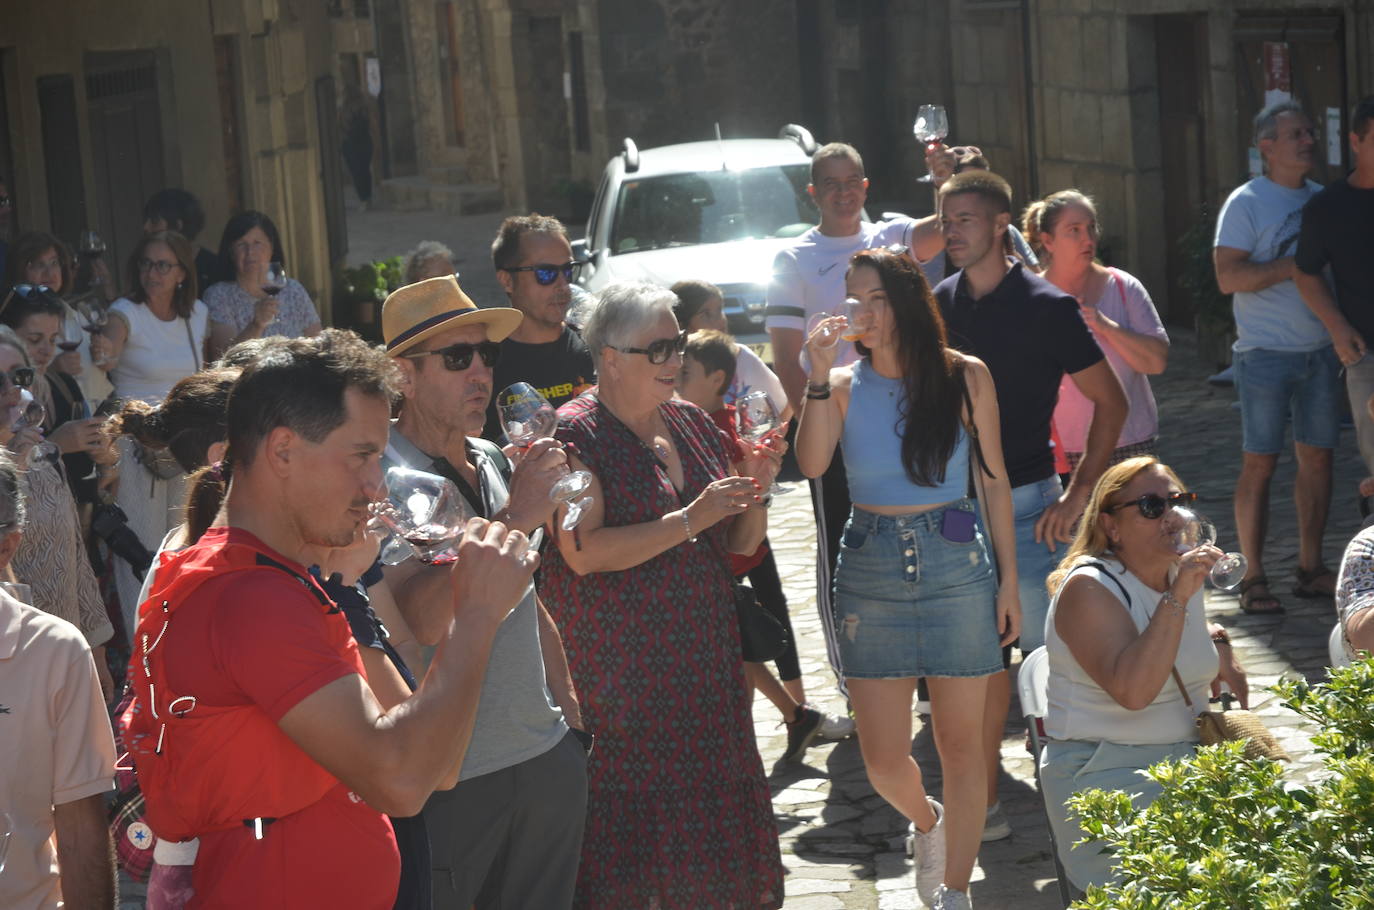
[622,138,640,173]
[778,124,817,156]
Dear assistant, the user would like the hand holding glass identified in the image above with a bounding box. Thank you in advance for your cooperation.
[805,311,848,350]
[914,104,950,183]
[1170,507,1248,591]
[12,400,58,463]
[77,302,108,366]
[497,382,594,530]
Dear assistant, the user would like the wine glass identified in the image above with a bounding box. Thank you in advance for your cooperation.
[914,104,950,184]
[736,390,787,495]
[805,311,845,350]
[497,383,594,530]
[79,230,107,288]
[368,466,473,565]
[839,296,867,342]
[76,301,108,367]
[0,810,12,875]
[1170,506,1249,591]
[11,398,58,464]
[262,262,287,296]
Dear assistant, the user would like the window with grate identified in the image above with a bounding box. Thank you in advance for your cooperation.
[85,65,156,101]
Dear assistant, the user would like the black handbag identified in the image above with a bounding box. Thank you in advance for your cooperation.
[733,581,789,663]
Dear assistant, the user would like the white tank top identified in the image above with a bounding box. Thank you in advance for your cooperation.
[1045,558,1217,745]
[109,298,209,403]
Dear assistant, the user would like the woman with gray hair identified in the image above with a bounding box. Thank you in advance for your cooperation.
[402,240,456,285]
[540,281,786,908]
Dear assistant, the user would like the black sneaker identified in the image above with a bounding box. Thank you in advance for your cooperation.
[783,706,824,762]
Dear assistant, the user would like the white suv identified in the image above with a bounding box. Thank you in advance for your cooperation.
[573,126,825,349]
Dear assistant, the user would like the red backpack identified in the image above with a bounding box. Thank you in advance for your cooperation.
[119,538,342,843]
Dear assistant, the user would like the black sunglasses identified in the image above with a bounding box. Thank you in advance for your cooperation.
[0,367,35,390]
[503,262,577,286]
[402,340,501,372]
[1102,491,1197,520]
[610,331,688,365]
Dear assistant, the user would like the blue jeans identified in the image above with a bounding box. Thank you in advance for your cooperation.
[1009,475,1063,654]
[1233,345,1342,454]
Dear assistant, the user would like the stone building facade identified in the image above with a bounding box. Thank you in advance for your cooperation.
[0,0,374,320]
[378,0,1370,323]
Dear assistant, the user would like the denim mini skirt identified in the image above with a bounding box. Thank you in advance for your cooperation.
[832,501,1002,679]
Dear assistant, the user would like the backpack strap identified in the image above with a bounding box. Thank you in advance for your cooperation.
[958,365,994,480]
[468,436,513,486]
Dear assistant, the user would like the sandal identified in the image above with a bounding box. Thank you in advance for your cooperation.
[1293,566,1337,599]
[1239,575,1284,615]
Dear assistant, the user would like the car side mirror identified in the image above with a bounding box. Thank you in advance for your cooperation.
[572,239,593,263]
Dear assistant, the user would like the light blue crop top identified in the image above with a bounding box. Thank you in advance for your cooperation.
[840,359,970,506]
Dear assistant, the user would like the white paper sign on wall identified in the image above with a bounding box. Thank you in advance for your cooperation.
[366,57,382,98]
[1327,107,1343,166]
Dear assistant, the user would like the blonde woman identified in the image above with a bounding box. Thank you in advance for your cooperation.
[1039,456,1246,893]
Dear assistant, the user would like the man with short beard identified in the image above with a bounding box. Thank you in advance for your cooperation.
[482,214,596,441]
[126,330,537,907]
[382,275,589,909]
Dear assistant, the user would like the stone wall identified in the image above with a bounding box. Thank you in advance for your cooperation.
[592,0,805,152]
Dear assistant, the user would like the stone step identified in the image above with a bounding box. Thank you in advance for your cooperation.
[424,164,472,185]
[377,176,504,216]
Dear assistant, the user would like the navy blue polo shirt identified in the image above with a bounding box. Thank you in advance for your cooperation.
[933,262,1103,488]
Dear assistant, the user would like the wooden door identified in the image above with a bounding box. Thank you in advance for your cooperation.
[437,1,465,147]
[36,74,88,248]
[1234,14,1347,183]
[1156,14,1210,325]
[315,75,348,267]
[214,36,245,214]
[85,53,166,291]
[520,16,570,214]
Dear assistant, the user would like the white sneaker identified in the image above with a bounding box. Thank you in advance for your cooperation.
[981,801,1011,842]
[909,798,946,907]
[932,884,972,909]
[816,712,856,741]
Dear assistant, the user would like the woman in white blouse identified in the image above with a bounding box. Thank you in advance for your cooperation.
[1039,457,1243,894]
[94,230,209,633]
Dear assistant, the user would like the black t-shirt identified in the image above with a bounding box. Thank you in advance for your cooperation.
[1296,177,1374,341]
[934,262,1104,488]
[481,326,596,442]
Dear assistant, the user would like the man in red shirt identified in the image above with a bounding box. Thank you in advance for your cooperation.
[134,330,537,908]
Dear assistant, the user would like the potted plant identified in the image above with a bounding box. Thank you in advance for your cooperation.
[335,256,404,341]
[1178,209,1236,368]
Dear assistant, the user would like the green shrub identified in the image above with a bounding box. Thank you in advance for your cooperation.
[1069,659,1374,908]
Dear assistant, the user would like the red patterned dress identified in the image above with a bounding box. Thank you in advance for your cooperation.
[542,393,783,910]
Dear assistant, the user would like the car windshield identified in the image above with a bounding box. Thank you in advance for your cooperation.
[609,164,817,254]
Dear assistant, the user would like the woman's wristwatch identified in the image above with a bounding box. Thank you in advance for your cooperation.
[806,380,831,400]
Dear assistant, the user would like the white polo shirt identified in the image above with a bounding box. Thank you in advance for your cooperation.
[0,591,116,910]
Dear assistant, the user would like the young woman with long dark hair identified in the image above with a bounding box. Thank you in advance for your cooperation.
[795,247,1019,910]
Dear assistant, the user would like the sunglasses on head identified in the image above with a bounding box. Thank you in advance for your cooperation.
[610,331,688,365]
[0,367,35,390]
[1102,491,1197,520]
[0,284,60,321]
[402,340,501,372]
[503,262,577,286]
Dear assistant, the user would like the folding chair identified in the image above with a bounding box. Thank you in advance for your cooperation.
[1017,646,1074,908]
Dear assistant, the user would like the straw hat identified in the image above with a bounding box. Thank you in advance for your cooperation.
[381,275,523,356]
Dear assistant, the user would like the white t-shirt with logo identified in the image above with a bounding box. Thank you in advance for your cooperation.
[766,219,915,368]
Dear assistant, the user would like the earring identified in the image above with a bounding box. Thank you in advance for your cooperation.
[176,282,183,289]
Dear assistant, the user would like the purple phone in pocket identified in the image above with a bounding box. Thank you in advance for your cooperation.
[940,508,977,543]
